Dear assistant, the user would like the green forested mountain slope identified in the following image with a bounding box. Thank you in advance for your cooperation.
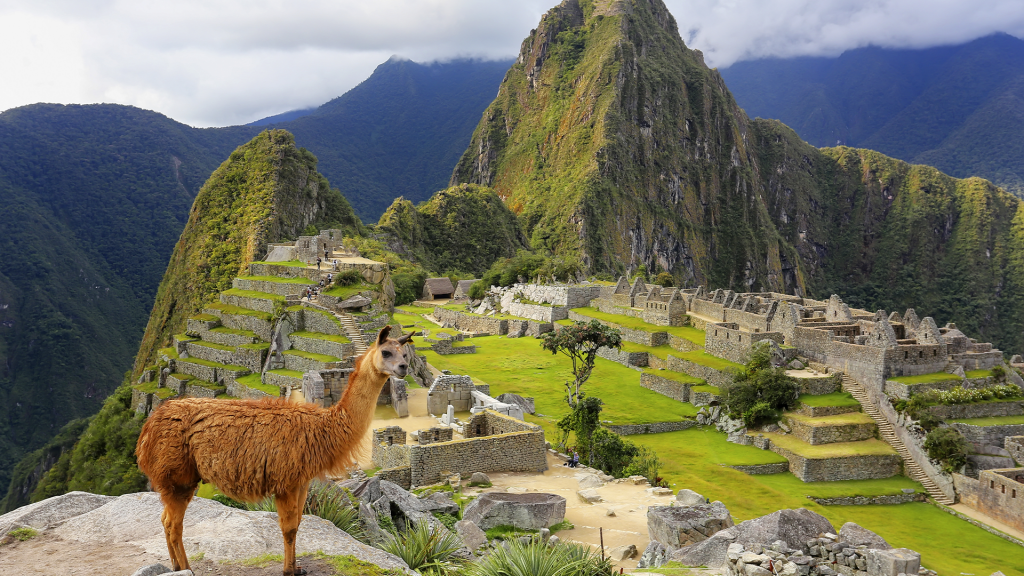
[720,34,1024,197]
[376,184,529,276]
[0,104,245,497]
[133,129,363,373]
[453,0,1024,354]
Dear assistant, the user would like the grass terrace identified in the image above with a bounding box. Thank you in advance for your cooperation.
[235,373,281,397]
[252,260,309,268]
[222,288,287,302]
[966,369,996,379]
[158,347,179,360]
[889,371,960,384]
[786,412,875,427]
[190,340,235,352]
[690,384,721,395]
[191,313,219,322]
[134,381,177,399]
[324,282,378,299]
[269,368,304,379]
[642,368,704,385]
[763,433,896,458]
[674,350,744,371]
[206,302,274,322]
[947,414,1024,426]
[289,330,350,344]
[238,275,314,284]
[283,349,341,363]
[622,341,673,360]
[570,306,706,345]
[798,392,860,407]
[180,356,248,372]
[420,335,697,426]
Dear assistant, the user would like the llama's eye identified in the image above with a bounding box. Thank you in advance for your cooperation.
[382,350,392,358]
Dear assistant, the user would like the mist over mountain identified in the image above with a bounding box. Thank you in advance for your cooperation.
[720,33,1024,198]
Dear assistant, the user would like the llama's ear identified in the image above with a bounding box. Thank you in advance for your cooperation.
[397,331,419,345]
[376,325,392,346]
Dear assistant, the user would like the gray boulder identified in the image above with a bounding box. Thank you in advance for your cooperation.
[337,295,372,310]
[454,519,488,552]
[636,540,670,569]
[577,489,603,503]
[577,473,604,490]
[647,502,734,548]
[50,492,410,571]
[965,454,1017,477]
[675,489,705,506]
[496,393,535,414]
[673,508,835,569]
[379,480,441,527]
[0,491,115,536]
[839,521,890,550]
[130,564,172,576]
[864,548,921,576]
[420,491,460,516]
[607,544,637,561]
[462,492,565,530]
[469,472,492,485]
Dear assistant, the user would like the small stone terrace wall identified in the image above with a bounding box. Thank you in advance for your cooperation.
[434,307,508,335]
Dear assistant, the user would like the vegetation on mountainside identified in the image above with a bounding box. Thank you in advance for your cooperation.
[923,427,970,474]
[468,251,584,298]
[0,418,91,513]
[133,129,363,374]
[376,184,528,276]
[721,34,1024,197]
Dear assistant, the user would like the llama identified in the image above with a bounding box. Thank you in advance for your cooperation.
[136,326,415,576]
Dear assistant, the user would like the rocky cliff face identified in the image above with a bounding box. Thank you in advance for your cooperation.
[453,0,1024,353]
[376,183,528,276]
[133,129,363,372]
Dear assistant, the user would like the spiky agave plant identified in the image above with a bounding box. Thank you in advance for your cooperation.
[245,480,367,543]
[377,520,465,576]
[470,539,612,576]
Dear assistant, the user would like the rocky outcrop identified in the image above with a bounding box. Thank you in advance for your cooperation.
[462,492,566,530]
[647,502,734,548]
[839,521,891,550]
[0,491,114,535]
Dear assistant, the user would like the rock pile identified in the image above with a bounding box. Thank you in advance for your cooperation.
[723,536,930,576]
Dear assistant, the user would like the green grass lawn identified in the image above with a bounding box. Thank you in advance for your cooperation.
[889,371,960,384]
[235,373,280,396]
[269,368,304,378]
[622,341,674,359]
[324,282,378,299]
[798,392,860,407]
[630,428,1022,575]
[674,350,744,371]
[283,349,340,363]
[966,369,995,379]
[947,414,1024,426]
[420,336,695,426]
[222,288,286,302]
[764,434,896,458]
[253,260,309,268]
[691,384,721,395]
[569,307,706,345]
[786,412,875,426]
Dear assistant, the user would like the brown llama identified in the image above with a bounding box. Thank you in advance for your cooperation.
[136,326,416,576]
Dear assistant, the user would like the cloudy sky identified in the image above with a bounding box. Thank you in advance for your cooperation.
[2,0,1023,127]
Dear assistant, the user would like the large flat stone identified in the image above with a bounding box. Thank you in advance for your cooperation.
[50,492,410,571]
[838,521,890,550]
[0,491,115,535]
[462,492,565,530]
[647,502,733,548]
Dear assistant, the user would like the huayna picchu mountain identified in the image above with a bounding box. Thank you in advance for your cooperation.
[452,0,1024,354]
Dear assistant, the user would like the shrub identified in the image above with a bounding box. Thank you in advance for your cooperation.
[392,271,427,306]
[589,427,637,478]
[654,272,674,287]
[723,343,799,426]
[468,539,611,576]
[918,412,942,432]
[991,364,1006,382]
[378,520,464,576]
[431,511,458,530]
[924,427,969,474]
[212,493,247,509]
[622,444,663,486]
[333,269,363,287]
[246,480,367,543]
[7,527,38,541]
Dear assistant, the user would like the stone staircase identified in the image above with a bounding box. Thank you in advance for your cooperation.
[337,312,368,356]
[841,374,955,505]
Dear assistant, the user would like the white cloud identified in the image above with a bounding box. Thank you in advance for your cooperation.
[1,0,1022,127]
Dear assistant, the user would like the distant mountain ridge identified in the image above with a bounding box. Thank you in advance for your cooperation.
[719,33,1024,197]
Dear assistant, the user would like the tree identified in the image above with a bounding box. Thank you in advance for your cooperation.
[924,427,969,474]
[722,341,799,426]
[654,272,674,287]
[556,396,604,464]
[541,320,622,407]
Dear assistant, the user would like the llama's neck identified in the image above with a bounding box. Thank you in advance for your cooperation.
[324,352,389,461]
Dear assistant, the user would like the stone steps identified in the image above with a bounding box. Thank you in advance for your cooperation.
[841,375,955,505]
[338,313,369,355]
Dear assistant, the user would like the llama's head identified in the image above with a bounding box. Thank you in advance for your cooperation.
[370,325,417,378]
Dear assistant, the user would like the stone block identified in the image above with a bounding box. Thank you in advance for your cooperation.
[647,502,734,548]
[675,489,705,506]
[462,493,566,530]
[455,519,487,552]
[864,548,920,576]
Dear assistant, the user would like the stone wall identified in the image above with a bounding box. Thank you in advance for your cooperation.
[300,307,346,336]
[884,375,998,400]
[503,301,568,323]
[409,429,547,487]
[463,410,538,438]
[704,323,784,364]
[796,373,842,395]
[498,283,601,308]
[288,333,353,359]
[506,319,553,338]
[233,277,310,296]
[417,427,454,444]
[226,379,275,401]
[220,292,278,315]
[796,403,860,418]
[567,310,668,346]
[375,466,412,489]
[427,374,488,414]
[430,340,477,355]
[770,443,903,481]
[597,347,648,368]
[954,470,1024,533]
[1007,436,1024,463]
[728,463,790,475]
[924,401,1024,420]
[666,356,735,388]
[640,372,693,403]
[667,334,703,353]
[185,383,221,398]
[690,298,725,322]
[949,422,1024,449]
[207,307,273,341]
[809,493,926,505]
[591,298,643,319]
[434,307,508,335]
[604,421,697,435]
[786,417,876,445]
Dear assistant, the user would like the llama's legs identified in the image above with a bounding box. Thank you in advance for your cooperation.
[160,488,194,571]
[276,483,309,576]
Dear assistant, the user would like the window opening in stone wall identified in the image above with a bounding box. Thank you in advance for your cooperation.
[919,351,923,358]
[1001,484,1005,494]
[904,352,909,359]
[1013,489,1017,498]
[991,480,996,489]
